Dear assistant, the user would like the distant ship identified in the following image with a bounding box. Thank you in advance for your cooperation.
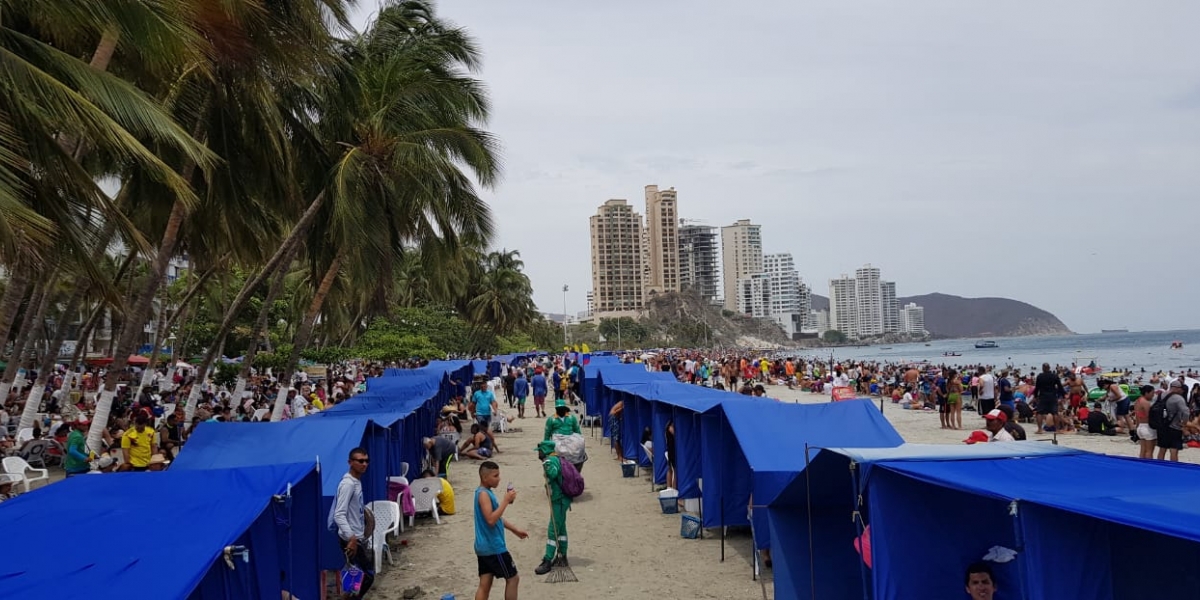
[974,341,999,349]
[1101,328,1129,333]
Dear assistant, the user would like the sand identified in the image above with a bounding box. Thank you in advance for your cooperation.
[372,385,1196,599]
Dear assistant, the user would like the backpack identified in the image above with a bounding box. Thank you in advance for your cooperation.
[1148,394,1171,430]
[557,458,585,499]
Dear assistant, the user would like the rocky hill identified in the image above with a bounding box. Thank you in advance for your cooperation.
[810,292,1071,338]
[643,289,793,348]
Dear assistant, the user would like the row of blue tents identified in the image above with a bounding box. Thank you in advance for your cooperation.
[0,360,477,600]
[578,356,1200,600]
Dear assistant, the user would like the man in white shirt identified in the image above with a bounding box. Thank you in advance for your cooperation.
[984,409,1014,442]
[329,447,373,598]
[976,367,997,415]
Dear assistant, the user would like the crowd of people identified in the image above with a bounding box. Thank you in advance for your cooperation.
[0,360,370,500]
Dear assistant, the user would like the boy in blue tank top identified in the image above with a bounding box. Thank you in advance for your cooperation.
[474,461,528,599]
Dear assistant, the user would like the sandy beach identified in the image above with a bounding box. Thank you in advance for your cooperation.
[373,384,1196,599]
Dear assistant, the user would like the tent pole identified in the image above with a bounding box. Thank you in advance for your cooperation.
[696,412,703,540]
[720,413,726,562]
[1010,500,1031,600]
[850,461,870,600]
[804,442,817,600]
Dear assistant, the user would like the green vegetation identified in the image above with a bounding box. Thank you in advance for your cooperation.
[0,1,555,433]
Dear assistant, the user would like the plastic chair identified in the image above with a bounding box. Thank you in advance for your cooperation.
[365,500,401,574]
[19,439,51,469]
[439,432,461,461]
[252,408,269,422]
[3,456,49,493]
[641,442,654,491]
[400,462,409,479]
[409,477,442,527]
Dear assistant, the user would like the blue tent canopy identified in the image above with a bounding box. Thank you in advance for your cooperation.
[723,399,904,508]
[868,453,1200,599]
[764,442,1082,600]
[0,463,321,600]
[172,419,385,570]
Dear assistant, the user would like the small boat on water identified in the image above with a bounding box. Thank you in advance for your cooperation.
[1171,341,1184,349]
[1101,328,1129,333]
[975,341,999,349]
[943,352,962,357]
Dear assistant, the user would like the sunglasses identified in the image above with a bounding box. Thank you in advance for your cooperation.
[352,458,370,464]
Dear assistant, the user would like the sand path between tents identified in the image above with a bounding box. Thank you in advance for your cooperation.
[372,407,768,599]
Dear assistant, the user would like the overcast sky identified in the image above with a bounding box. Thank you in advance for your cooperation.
[351,1,1200,333]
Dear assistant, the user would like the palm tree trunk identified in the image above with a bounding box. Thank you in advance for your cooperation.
[87,199,188,451]
[270,253,342,421]
[0,281,43,405]
[18,274,89,430]
[232,252,292,403]
[0,256,31,361]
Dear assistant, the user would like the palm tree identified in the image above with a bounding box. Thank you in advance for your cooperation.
[468,249,537,336]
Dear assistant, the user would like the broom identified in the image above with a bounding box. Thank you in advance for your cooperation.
[545,486,577,583]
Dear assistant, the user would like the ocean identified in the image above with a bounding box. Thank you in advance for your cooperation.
[811,330,1200,375]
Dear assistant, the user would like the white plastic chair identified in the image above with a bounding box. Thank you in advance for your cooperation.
[386,475,409,532]
[641,442,655,491]
[3,456,49,493]
[19,439,51,468]
[15,427,34,445]
[409,477,442,526]
[252,408,269,422]
[365,500,401,573]
[491,410,509,434]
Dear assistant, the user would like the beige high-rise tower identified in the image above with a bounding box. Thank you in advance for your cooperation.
[643,185,680,296]
[721,219,763,311]
[590,199,645,314]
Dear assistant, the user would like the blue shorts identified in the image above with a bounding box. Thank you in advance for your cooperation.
[1115,399,1131,416]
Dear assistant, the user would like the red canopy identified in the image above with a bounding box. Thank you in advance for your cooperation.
[127,355,150,366]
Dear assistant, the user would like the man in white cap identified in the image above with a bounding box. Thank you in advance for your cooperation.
[983,409,1014,442]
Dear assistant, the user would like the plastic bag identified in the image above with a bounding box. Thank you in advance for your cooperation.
[552,432,588,465]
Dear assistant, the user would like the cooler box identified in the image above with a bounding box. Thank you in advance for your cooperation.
[658,488,679,514]
[621,460,636,478]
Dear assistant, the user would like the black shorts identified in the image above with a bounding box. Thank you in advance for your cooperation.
[476,415,492,429]
[1156,427,1183,450]
[1036,398,1058,415]
[478,551,518,578]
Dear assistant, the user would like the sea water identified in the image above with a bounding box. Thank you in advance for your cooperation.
[815,330,1200,375]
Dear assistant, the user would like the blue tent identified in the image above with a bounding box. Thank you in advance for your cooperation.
[630,380,734,497]
[580,354,620,415]
[868,453,1200,600]
[0,463,321,600]
[712,399,904,535]
[764,442,1081,600]
[173,419,385,570]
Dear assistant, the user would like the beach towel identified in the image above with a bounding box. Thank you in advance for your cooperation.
[387,481,416,517]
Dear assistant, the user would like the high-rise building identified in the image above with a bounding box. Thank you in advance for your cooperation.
[901,302,926,334]
[881,280,900,333]
[736,273,771,318]
[720,219,763,311]
[763,253,801,314]
[855,264,883,337]
[644,185,680,295]
[829,275,858,338]
[590,199,645,314]
[810,308,830,334]
[678,223,721,304]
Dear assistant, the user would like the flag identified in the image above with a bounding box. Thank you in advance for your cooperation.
[581,343,591,365]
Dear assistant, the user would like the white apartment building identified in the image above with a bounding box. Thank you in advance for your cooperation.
[881,280,900,333]
[590,199,645,314]
[901,302,926,334]
[810,308,831,335]
[829,275,858,338]
[736,273,771,318]
[721,219,763,312]
[855,264,883,337]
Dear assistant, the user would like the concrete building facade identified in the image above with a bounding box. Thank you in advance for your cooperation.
[736,273,772,318]
[902,302,926,334]
[881,280,900,333]
[720,219,763,312]
[829,275,858,338]
[678,223,721,304]
[855,264,883,337]
[643,185,680,296]
[590,199,646,314]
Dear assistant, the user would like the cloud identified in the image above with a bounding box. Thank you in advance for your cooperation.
[350,1,1200,333]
